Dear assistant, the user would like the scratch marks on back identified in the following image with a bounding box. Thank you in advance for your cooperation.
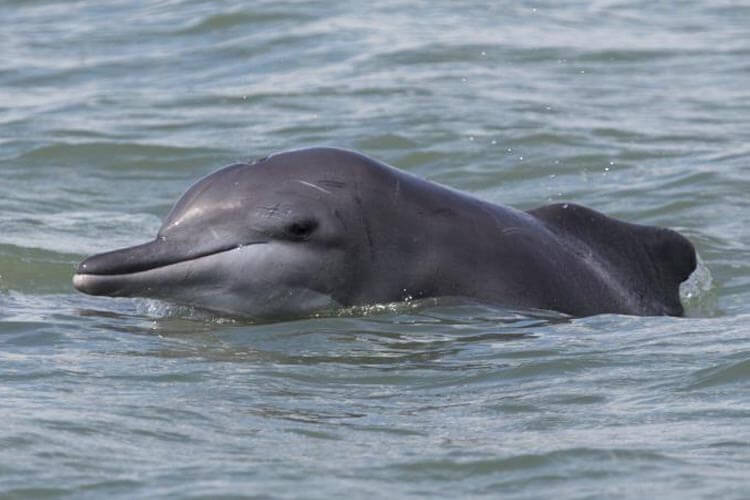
[296,180,332,195]
[318,179,347,190]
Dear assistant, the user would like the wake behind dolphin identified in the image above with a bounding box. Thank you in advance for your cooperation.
[73,147,697,319]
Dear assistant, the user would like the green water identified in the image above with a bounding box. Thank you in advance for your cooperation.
[2,1,749,498]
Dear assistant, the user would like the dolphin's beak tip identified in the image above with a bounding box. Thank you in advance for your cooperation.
[72,272,90,293]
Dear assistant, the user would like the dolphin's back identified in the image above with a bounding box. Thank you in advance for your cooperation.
[528,203,697,316]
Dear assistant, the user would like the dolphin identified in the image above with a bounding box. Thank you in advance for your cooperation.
[73,147,697,319]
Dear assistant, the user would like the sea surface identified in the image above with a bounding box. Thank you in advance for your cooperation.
[2,1,749,498]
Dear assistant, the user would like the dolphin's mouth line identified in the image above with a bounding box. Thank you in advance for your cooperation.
[75,240,269,277]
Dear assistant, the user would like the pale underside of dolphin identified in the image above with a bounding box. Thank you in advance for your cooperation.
[73,147,697,319]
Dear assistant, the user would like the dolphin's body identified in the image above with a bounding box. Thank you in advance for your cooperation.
[73,148,696,319]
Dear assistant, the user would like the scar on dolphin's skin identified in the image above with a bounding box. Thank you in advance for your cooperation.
[73,147,697,320]
[295,180,332,195]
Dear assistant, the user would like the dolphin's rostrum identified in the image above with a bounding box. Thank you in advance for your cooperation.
[73,148,697,319]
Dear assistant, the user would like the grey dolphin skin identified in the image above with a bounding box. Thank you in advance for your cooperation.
[73,147,697,319]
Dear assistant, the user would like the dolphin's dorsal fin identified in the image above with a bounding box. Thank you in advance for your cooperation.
[528,203,697,316]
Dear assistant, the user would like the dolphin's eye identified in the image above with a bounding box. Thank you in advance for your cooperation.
[284,218,318,241]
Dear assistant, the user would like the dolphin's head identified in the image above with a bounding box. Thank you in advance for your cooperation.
[73,148,384,319]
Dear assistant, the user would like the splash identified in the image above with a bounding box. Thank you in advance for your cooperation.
[679,253,717,317]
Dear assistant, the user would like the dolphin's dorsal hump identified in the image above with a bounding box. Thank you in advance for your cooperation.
[528,203,697,316]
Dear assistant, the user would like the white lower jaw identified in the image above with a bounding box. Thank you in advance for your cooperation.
[73,243,343,320]
[177,286,342,319]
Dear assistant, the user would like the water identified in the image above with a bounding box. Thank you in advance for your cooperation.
[2,0,749,498]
